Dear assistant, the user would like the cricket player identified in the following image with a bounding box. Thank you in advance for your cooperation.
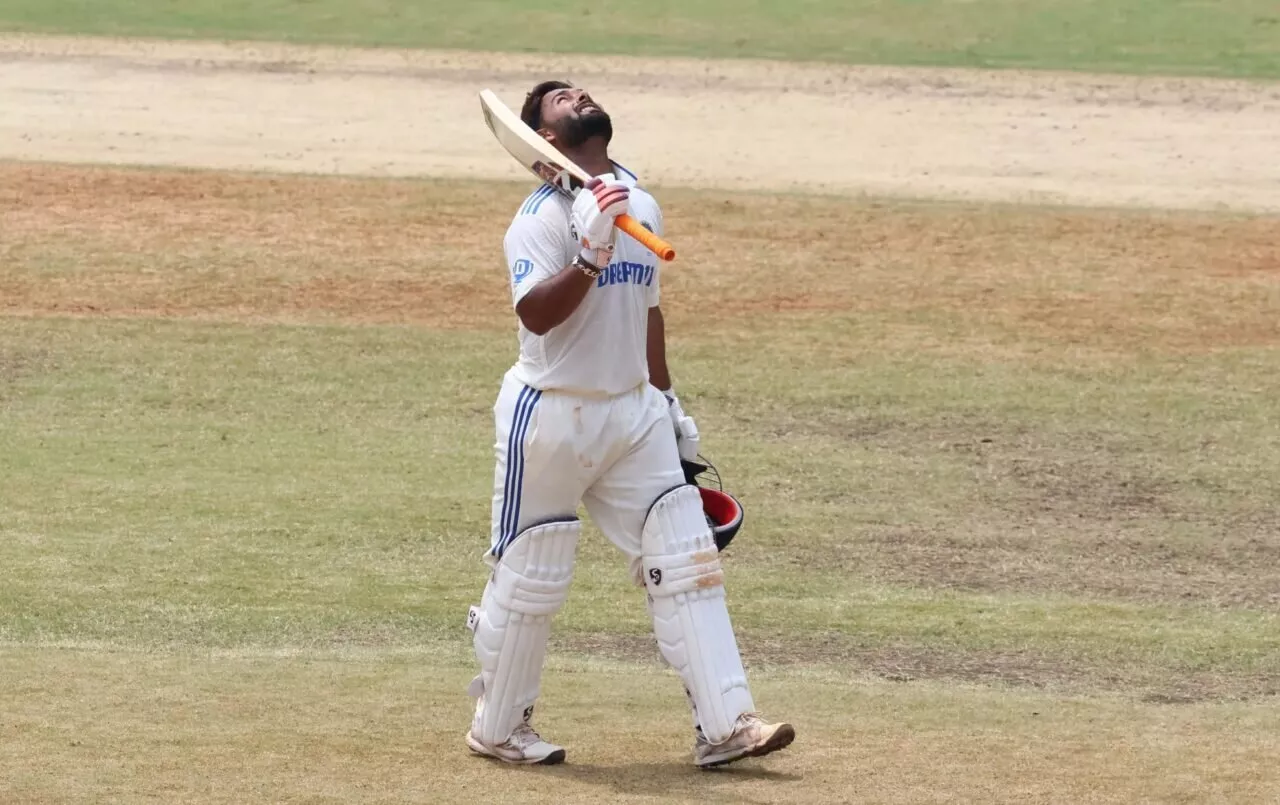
[464,81,795,769]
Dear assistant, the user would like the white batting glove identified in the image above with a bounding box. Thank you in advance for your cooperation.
[571,175,629,267]
[661,389,701,462]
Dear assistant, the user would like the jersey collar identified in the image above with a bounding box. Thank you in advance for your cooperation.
[610,161,640,188]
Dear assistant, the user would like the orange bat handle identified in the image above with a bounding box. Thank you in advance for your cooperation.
[617,214,676,261]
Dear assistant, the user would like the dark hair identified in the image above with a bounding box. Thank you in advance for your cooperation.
[521,80,573,131]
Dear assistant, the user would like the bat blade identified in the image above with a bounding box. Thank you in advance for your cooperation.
[479,89,588,196]
[478,89,676,262]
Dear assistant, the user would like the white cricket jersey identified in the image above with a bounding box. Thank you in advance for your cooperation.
[502,163,663,397]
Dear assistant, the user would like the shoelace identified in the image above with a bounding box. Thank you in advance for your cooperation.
[508,723,543,749]
[697,713,763,747]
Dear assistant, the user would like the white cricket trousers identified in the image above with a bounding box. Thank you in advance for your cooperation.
[488,368,685,581]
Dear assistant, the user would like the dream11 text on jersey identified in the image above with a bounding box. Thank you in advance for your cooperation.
[595,260,656,289]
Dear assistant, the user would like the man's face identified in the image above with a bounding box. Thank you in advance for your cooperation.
[538,86,612,149]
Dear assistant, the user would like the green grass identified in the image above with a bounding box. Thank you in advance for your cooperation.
[3,0,1279,78]
[3,314,1278,694]
[3,164,1280,801]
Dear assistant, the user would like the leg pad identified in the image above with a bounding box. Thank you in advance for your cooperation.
[467,518,580,745]
[642,486,754,744]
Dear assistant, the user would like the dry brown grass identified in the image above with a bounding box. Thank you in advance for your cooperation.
[4,648,1278,805]
[5,161,1278,613]
[553,631,1280,703]
[747,411,1280,608]
[4,163,1277,355]
[2,164,511,327]
[5,162,1280,803]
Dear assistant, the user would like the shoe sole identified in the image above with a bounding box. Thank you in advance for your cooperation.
[466,733,567,765]
[698,723,796,769]
[535,748,567,765]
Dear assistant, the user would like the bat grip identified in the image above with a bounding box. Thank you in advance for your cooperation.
[617,214,676,261]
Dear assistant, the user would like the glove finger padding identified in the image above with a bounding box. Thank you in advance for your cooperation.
[667,396,701,462]
[572,175,630,252]
[674,415,701,462]
[594,186,629,216]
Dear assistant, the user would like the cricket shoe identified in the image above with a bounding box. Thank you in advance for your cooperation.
[694,713,795,769]
[466,722,566,766]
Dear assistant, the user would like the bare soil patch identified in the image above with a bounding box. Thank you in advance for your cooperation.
[752,410,1280,608]
[0,347,46,379]
[553,632,1280,703]
[857,523,1280,610]
[2,35,1280,212]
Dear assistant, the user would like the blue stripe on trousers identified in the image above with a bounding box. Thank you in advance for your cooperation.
[496,386,541,558]
[497,386,533,548]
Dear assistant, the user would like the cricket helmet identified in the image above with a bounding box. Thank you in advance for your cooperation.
[681,455,744,551]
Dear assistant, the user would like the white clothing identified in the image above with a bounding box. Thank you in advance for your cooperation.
[471,164,765,753]
[502,163,664,398]
[488,368,682,586]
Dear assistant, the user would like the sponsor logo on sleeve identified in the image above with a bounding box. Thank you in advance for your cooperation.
[512,258,534,282]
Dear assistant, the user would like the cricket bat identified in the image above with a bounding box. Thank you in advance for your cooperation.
[478,89,676,262]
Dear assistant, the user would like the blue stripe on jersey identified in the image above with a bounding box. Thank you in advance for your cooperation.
[613,162,638,183]
[518,186,541,215]
[520,184,555,215]
[495,386,542,558]
[528,184,556,214]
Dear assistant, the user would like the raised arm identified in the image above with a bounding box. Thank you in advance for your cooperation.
[508,177,630,335]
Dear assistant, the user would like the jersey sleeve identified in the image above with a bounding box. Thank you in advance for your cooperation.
[646,206,664,308]
[504,214,570,307]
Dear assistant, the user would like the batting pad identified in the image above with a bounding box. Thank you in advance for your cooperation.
[642,485,754,744]
[466,517,580,745]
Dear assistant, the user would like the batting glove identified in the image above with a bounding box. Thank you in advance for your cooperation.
[571,175,629,267]
[660,388,701,462]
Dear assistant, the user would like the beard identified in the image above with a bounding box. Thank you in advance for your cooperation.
[555,109,613,149]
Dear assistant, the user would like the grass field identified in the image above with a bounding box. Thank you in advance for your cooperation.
[2,0,1279,77]
[4,0,1280,801]
[3,162,1279,802]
